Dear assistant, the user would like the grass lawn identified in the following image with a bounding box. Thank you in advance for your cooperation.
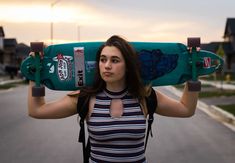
[217,104,235,116]
[174,83,213,89]
[174,82,235,116]
[174,83,235,98]
[0,80,28,90]
[199,90,235,98]
[174,84,234,96]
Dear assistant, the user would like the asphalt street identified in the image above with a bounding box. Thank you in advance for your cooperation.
[0,85,235,163]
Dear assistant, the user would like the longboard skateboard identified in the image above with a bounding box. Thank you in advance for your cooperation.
[20,38,223,96]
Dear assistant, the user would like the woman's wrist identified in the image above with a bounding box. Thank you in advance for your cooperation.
[187,80,201,92]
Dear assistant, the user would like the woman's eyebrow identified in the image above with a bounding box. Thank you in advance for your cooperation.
[100,54,107,58]
[111,56,121,59]
[100,54,121,59]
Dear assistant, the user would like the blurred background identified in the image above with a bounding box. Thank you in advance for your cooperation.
[1,0,234,44]
[0,0,235,163]
[1,0,235,79]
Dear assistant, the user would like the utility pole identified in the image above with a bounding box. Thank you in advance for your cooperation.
[77,25,80,42]
[50,0,61,45]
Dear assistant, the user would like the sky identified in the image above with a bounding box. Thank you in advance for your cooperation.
[0,0,235,45]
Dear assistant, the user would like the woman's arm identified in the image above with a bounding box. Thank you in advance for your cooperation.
[28,81,78,119]
[156,82,199,117]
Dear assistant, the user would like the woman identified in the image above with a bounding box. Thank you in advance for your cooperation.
[28,35,199,163]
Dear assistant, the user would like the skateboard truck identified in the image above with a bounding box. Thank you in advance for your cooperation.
[187,37,201,92]
[30,42,45,97]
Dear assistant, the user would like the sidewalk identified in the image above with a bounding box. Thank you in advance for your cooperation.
[199,80,235,130]
[0,75,24,85]
[166,85,235,131]
[201,79,235,90]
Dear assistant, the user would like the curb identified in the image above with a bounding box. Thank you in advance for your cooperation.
[200,80,235,90]
[0,79,24,85]
[166,86,235,130]
[209,105,235,125]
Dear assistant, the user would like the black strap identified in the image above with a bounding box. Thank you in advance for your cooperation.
[144,87,157,151]
[84,138,90,163]
[77,90,90,163]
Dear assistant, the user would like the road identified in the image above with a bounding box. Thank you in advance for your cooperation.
[0,85,235,163]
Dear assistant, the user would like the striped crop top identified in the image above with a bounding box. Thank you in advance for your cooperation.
[87,88,147,163]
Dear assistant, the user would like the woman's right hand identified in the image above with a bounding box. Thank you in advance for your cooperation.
[28,80,78,119]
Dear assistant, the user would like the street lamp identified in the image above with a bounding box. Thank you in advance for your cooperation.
[50,0,61,45]
[77,25,81,41]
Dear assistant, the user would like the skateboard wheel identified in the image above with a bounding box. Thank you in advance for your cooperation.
[32,86,45,97]
[187,37,200,47]
[30,42,44,52]
[187,80,201,92]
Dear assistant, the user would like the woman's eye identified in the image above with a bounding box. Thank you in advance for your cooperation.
[112,59,119,63]
[100,58,106,63]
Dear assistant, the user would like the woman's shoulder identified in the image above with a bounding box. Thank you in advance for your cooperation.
[67,90,80,96]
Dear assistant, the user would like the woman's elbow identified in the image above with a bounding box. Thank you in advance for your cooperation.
[186,111,195,117]
[28,112,38,119]
[184,108,196,117]
[28,111,43,119]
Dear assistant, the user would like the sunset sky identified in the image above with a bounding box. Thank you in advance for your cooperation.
[1,0,235,45]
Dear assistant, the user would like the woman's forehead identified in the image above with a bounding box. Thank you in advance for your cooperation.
[101,46,123,58]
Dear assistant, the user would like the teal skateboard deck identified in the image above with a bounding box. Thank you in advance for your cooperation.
[20,38,223,96]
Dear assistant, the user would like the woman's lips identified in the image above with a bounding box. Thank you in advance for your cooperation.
[103,72,113,77]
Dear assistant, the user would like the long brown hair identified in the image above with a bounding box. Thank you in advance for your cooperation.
[82,35,147,99]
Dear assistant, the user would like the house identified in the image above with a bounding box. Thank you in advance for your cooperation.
[0,26,5,63]
[0,26,29,77]
[223,18,235,71]
[16,43,30,65]
[201,18,235,73]
[3,38,18,65]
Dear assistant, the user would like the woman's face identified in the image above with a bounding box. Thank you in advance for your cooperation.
[99,46,126,88]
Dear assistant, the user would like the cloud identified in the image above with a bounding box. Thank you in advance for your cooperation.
[134,22,188,43]
[1,0,232,44]
[0,3,95,23]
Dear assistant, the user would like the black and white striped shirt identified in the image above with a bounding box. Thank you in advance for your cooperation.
[87,89,147,163]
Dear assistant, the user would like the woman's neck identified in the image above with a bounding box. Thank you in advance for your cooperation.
[105,82,126,92]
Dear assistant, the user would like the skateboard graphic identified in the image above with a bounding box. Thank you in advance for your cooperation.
[20,38,223,96]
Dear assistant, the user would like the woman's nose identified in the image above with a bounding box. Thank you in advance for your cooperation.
[105,61,111,69]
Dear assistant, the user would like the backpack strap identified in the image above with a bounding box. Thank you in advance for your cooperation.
[144,87,157,151]
[77,90,90,163]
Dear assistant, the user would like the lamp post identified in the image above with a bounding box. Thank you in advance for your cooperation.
[50,0,61,45]
[77,25,80,42]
